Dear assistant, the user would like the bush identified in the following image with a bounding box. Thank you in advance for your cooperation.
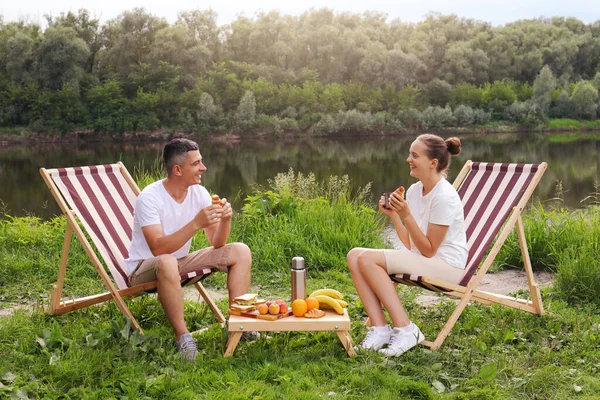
[397,107,422,130]
[472,108,492,125]
[420,105,455,129]
[233,169,385,278]
[313,114,339,135]
[335,109,376,133]
[453,105,474,126]
[504,102,530,122]
[553,206,600,306]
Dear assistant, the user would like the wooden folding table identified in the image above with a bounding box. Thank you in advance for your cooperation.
[225,309,355,357]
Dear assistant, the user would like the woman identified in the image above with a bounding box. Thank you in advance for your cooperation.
[347,134,468,356]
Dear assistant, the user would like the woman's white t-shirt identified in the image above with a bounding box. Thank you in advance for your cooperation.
[124,180,211,275]
[405,178,468,269]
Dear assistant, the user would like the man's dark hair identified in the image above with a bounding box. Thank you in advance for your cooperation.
[162,138,199,175]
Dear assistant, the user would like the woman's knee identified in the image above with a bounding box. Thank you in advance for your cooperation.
[347,248,361,273]
[357,251,386,274]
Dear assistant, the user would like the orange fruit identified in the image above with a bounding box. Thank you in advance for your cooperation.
[291,299,308,317]
[305,297,319,311]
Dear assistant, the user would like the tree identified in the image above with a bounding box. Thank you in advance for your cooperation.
[36,26,89,90]
[176,9,222,61]
[235,90,256,132]
[569,81,598,119]
[100,8,168,77]
[384,49,425,89]
[147,25,210,79]
[45,9,103,74]
[5,32,36,85]
[423,78,452,107]
[532,65,557,119]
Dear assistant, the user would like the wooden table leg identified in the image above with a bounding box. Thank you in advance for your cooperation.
[224,332,242,358]
[336,331,356,357]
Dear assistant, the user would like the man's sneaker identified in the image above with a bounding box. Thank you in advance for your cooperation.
[176,332,198,362]
[379,323,424,357]
[354,325,392,351]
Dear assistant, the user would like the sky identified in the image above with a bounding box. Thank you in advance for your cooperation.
[2,0,599,27]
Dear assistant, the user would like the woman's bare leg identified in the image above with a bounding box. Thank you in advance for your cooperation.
[347,248,387,326]
[357,250,410,328]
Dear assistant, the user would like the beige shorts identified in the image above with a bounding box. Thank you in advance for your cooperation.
[128,244,233,286]
[383,249,465,284]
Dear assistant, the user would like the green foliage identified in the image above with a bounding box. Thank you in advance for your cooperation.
[569,81,599,120]
[234,90,257,133]
[2,10,600,134]
[234,169,384,280]
[453,105,474,126]
[2,172,600,398]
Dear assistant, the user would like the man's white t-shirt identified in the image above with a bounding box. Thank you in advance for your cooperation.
[124,180,211,275]
[405,178,468,269]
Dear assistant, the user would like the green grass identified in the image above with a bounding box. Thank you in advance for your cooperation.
[2,172,600,398]
[547,119,582,130]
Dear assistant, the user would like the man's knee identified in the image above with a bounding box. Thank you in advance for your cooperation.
[229,242,251,265]
[156,255,179,279]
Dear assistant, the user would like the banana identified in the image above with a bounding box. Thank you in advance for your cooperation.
[320,299,347,309]
[314,295,344,315]
[310,288,344,300]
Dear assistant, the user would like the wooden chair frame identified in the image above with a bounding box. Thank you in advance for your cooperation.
[40,162,226,334]
[389,160,547,350]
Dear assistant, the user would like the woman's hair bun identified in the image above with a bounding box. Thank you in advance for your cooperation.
[445,137,461,156]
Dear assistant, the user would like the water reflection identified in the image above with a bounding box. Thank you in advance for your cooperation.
[1,133,598,219]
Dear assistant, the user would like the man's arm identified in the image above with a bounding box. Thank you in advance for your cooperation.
[142,204,220,256]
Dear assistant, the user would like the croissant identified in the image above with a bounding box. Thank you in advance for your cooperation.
[304,308,326,318]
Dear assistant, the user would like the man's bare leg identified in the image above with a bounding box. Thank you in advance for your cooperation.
[226,242,252,304]
[156,254,188,339]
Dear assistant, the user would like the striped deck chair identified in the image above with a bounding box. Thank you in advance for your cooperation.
[390,160,547,350]
[40,162,226,334]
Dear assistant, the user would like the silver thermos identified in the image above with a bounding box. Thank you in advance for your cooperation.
[291,256,306,301]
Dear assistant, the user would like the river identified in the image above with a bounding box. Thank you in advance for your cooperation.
[1,133,599,219]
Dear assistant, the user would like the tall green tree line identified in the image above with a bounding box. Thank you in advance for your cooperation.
[0,8,599,134]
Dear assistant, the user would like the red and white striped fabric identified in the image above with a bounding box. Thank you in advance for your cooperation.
[392,162,541,289]
[48,164,215,290]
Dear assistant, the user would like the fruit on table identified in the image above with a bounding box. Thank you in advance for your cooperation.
[257,303,269,315]
[304,308,325,318]
[314,295,344,315]
[319,298,348,310]
[269,303,280,315]
[309,288,343,300]
[279,303,288,313]
[292,299,308,317]
[305,297,319,311]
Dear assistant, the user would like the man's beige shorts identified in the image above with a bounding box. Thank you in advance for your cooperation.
[128,244,233,286]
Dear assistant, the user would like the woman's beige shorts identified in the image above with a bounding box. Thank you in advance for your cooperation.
[383,249,465,284]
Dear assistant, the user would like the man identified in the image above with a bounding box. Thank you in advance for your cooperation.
[124,138,252,361]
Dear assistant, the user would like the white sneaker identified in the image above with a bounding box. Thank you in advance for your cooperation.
[355,325,392,350]
[379,323,425,357]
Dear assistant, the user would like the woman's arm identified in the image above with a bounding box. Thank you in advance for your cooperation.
[388,191,449,257]
[402,218,449,257]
